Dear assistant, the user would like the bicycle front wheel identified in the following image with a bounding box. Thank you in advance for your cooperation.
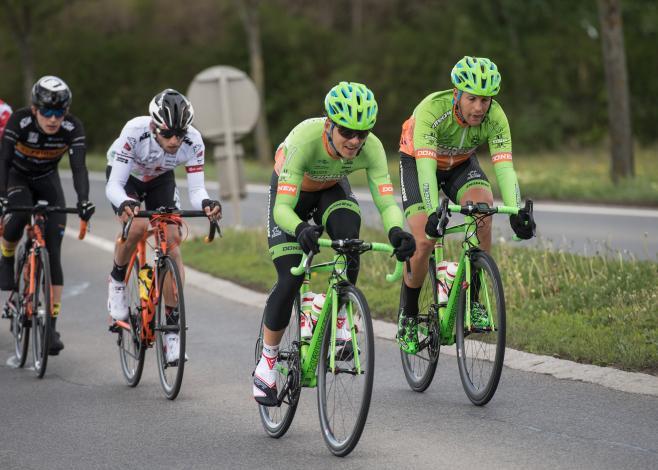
[456,250,506,406]
[118,260,146,387]
[317,285,374,457]
[10,249,30,367]
[154,256,186,400]
[256,296,301,438]
[31,249,52,379]
[400,257,440,392]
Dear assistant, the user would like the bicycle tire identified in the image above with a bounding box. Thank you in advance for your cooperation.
[154,256,186,400]
[317,285,374,457]
[31,249,51,379]
[10,247,30,367]
[118,259,146,387]
[256,296,301,438]
[400,257,440,392]
[456,250,506,406]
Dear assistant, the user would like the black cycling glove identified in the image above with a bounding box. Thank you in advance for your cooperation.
[295,222,324,255]
[388,227,416,261]
[510,208,536,240]
[77,200,96,221]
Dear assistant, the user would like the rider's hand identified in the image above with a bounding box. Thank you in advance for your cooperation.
[388,227,416,261]
[424,212,441,238]
[295,222,324,255]
[202,198,222,221]
[117,199,139,223]
[510,207,536,240]
[77,200,96,221]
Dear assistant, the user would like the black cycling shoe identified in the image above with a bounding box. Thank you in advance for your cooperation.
[48,330,65,355]
[253,376,279,407]
[0,256,15,291]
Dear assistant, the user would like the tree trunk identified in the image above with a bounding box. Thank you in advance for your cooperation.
[2,0,36,106]
[597,0,634,183]
[237,0,273,164]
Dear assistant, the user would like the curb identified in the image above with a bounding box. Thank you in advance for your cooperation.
[69,228,658,397]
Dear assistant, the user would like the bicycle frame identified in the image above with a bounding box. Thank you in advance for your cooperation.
[286,239,402,388]
[429,201,520,346]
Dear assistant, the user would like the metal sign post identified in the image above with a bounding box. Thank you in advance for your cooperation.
[218,73,241,226]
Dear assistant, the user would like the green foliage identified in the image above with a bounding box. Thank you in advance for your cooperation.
[182,226,658,374]
[1,0,656,161]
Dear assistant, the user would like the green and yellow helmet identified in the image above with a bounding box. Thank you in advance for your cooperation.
[324,82,378,131]
[451,56,501,97]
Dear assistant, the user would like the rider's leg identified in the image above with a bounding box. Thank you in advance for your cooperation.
[0,181,31,290]
[459,186,494,253]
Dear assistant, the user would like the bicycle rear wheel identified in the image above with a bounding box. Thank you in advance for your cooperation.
[118,260,146,386]
[317,285,374,457]
[10,249,30,367]
[154,256,186,400]
[400,257,440,392]
[456,250,506,406]
[256,296,301,438]
[31,249,51,379]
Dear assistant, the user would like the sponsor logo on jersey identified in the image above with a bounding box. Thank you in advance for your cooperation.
[127,137,137,148]
[431,110,452,129]
[16,142,67,160]
[139,131,150,142]
[123,142,131,151]
[61,121,74,132]
[27,132,39,144]
[467,170,483,180]
[416,149,437,159]
[491,152,513,163]
[116,156,129,164]
[20,117,32,129]
[277,183,298,196]
[378,183,394,196]
[185,165,203,173]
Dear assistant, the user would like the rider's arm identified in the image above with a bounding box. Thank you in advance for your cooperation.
[184,138,209,210]
[487,104,521,208]
[411,106,442,214]
[105,133,137,209]
[272,144,306,235]
[0,111,19,197]
[364,136,404,233]
[67,115,90,202]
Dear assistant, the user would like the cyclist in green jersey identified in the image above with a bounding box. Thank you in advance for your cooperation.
[253,82,416,406]
[396,56,536,353]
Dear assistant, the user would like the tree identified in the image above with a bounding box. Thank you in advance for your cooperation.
[597,0,634,182]
[236,0,273,164]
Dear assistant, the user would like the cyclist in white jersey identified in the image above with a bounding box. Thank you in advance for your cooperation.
[0,99,12,140]
[105,89,221,363]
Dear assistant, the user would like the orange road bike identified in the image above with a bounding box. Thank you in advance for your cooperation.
[2,202,87,378]
[109,207,219,400]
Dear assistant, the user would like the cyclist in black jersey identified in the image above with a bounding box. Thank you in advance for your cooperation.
[0,76,95,355]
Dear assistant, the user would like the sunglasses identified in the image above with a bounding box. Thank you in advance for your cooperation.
[156,127,187,139]
[39,107,66,118]
[336,125,369,140]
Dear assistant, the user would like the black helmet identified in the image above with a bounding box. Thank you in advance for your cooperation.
[31,75,72,109]
[149,89,194,131]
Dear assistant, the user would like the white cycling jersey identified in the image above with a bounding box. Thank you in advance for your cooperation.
[0,99,12,138]
[105,116,210,209]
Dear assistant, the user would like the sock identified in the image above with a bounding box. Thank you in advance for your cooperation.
[1,245,15,258]
[402,283,421,317]
[261,342,279,363]
[53,302,61,317]
[110,262,128,282]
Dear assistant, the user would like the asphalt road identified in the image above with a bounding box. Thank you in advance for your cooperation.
[0,183,657,469]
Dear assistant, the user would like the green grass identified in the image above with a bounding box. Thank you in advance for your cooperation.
[81,145,657,205]
[181,226,658,375]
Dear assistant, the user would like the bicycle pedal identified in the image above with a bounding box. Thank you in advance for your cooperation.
[108,323,121,333]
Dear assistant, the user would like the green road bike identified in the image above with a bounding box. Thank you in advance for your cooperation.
[400,199,533,405]
[255,237,402,456]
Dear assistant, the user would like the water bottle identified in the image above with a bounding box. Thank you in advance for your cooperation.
[300,291,315,340]
[138,264,153,301]
[437,261,458,305]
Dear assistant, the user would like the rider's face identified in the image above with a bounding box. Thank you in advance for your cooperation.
[154,129,185,154]
[328,122,369,159]
[458,92,492,126]
[32,106,66,135]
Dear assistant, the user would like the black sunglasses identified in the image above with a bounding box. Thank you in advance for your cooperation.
[336,125,369,140]
[156,127,187,139]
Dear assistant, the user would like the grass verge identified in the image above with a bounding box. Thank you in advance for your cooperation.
[181,226,658,375]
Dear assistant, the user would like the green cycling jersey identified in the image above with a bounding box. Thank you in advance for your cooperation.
[273,117,404,235]
[399,89,521,213]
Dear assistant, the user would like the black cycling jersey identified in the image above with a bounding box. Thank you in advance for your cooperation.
[0,107,89,200]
